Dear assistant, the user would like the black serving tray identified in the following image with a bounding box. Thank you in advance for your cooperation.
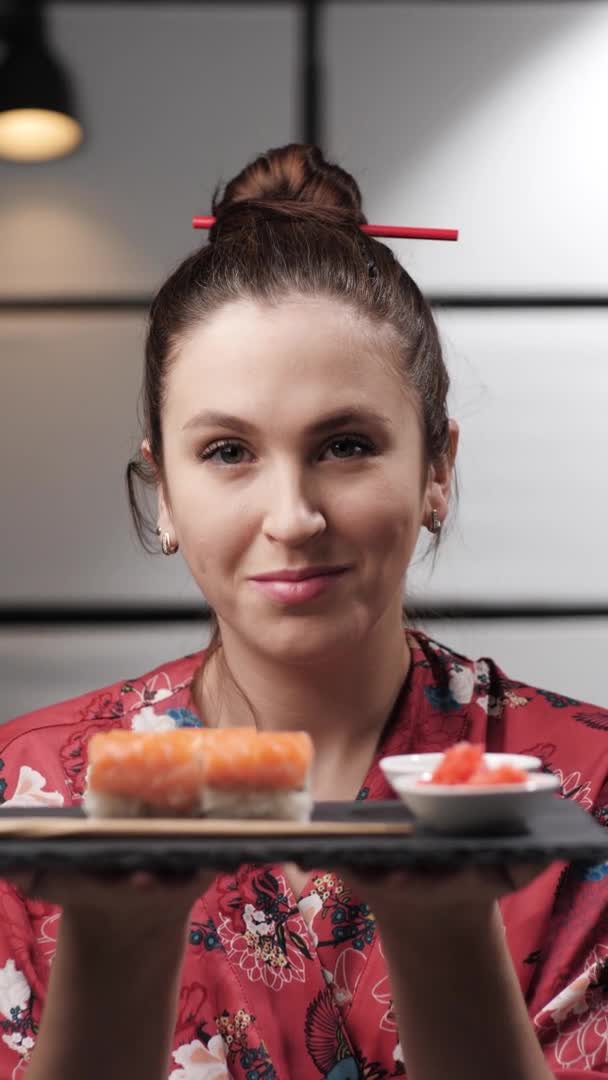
[0,799,606,874]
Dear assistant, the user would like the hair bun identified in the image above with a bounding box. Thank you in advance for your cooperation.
[211,144,366,237]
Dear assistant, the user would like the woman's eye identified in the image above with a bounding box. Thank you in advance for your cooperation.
[324,435,375,460]
[199,440,251,465]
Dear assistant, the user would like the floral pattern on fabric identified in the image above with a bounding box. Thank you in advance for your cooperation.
[0,960,36,1070]
[305,986,389,1079]
[535,945,608,1070]
[169,1034,232,1080]
[308,874,376,954]
[216,1010,276,1078]
[0,632,607,1077]
[216,869,314,990]
[1,767,63,810]
[370,943,397,1036]
[131,706,204,733]
[59,720,124,798]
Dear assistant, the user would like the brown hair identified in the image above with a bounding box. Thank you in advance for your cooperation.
[126,143,452,555]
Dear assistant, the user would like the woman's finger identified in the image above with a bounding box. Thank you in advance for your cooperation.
[2,869,42,895]
[1,864,217,913]
[338,859,552,913]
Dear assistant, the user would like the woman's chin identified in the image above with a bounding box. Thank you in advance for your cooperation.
[248,612,368,665]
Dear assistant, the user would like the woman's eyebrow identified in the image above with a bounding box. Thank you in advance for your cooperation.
[182,410,256,433]
[182,407,393,434]
[308,409,393,435]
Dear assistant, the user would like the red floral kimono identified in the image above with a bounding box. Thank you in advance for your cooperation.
[1,629,608,1079]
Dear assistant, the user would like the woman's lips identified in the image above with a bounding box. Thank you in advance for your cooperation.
[249,568,349,605]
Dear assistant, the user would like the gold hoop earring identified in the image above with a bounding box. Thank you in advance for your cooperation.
[429,509,442,535]
[161,532,179,556]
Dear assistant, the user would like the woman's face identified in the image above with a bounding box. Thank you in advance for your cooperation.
[152,296,455,662]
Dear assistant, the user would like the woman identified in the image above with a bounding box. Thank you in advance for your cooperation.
[1,144,607,1080]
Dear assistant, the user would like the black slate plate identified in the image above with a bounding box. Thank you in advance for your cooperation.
[0,799,606,873]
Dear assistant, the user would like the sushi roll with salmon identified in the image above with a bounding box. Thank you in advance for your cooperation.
[197,728,313,820]
[83,727,313,821]
[83,729,207,818]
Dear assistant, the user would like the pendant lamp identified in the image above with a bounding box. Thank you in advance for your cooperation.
[0,5,83,163]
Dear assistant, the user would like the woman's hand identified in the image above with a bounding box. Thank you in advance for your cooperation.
[340,860,550,931]
[2,864,216,938]
[338,864,556,1080]
[1,865,217,1080]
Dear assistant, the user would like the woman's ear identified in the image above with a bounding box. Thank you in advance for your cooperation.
[140,439,173,534]
[141,438,154,467]
[424,419,459,527]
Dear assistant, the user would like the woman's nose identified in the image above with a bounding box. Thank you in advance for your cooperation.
[261,470,326,547]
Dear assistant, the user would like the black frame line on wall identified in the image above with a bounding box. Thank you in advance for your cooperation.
[40,1,589,5]
[1,296,608,311]
[301,0,322,145]
[1,602,608,626]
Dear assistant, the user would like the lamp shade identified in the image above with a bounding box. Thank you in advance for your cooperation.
[0,20,83,162]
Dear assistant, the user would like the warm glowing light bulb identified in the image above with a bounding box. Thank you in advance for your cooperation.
[0,107,83,162]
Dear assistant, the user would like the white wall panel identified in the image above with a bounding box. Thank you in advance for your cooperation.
[0,3,298,297]
[1,619,605,724]
[327,2,608,294]
[407,308,608,604]
[0,624,211,725]
[0,311,201,603]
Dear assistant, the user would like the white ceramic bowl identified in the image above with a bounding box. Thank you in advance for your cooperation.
[380,752,543,787]
[386,771,561,835]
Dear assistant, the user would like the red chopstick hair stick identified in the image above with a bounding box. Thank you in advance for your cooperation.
[361,224,458,241]
[192,215,458,241]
